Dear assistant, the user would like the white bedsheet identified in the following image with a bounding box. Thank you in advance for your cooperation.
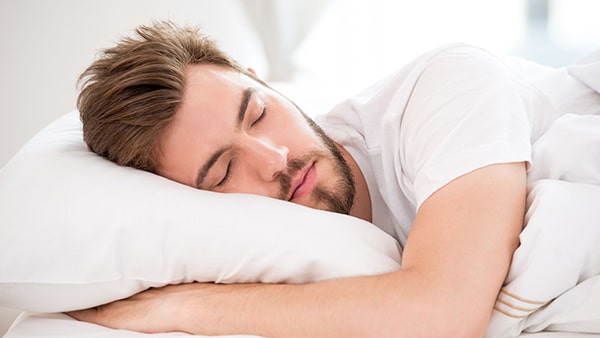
[4,312,600,338]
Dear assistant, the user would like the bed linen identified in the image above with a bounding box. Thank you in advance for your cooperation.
[4,312,600,338]
[488,180,600,337]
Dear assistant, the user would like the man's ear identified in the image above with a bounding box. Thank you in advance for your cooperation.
[247,67,257,76]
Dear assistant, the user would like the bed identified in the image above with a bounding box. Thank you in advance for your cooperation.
[2,75,600,337]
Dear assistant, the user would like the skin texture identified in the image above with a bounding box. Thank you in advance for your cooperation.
[68,65,526,338]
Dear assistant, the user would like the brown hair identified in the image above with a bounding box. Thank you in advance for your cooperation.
[78,21,258,173]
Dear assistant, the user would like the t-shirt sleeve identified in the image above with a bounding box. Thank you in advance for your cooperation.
[399,45,533,208]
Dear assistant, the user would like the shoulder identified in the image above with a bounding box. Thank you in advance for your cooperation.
[418,43,515,84]
[423,42,503,64]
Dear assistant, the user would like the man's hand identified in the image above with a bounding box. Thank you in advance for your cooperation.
[67,283,218,334]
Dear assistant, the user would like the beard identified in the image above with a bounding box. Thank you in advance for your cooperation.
[275,112,356,215]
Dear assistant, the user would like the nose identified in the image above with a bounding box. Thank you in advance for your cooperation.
[245,136,289,181]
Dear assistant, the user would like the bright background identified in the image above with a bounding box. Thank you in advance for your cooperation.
[1,0,599,168]
[0,0,599,332]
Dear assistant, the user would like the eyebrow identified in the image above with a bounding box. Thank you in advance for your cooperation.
[195,87,256,188]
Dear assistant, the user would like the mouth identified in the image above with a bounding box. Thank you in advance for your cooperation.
[289,161,317,202]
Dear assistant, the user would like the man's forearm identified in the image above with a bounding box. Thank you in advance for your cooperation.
[175,271,490,338]
[68,267,494,337]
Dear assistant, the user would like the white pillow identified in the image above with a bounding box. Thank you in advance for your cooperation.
[0,111,401,313]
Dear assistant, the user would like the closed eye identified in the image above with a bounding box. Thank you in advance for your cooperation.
[216,159,234,187]
[250,107,268,127]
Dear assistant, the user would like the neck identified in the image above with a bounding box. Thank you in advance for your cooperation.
[335,143,372,223]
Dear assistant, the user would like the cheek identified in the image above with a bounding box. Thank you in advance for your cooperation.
[272,112,320,148]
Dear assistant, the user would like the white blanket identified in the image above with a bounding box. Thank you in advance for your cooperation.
[487,114,600,337]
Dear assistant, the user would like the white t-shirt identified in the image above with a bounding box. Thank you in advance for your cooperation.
[317,43,600,248]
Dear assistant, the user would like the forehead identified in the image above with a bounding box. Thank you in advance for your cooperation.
[182,64,253,105]
[157,64,253,184]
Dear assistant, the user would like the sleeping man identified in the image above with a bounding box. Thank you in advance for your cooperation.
[68,21,600,337]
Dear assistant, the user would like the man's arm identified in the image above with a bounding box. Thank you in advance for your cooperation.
[69,162,526,338]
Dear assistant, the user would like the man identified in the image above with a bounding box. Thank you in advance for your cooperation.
[68,21,597,337]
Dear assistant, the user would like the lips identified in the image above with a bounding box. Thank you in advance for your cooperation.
[290,162,317,202]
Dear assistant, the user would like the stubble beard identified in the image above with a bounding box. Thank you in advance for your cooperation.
[276,114,356,215]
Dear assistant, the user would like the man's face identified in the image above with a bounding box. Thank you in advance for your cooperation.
[158,64,355,214]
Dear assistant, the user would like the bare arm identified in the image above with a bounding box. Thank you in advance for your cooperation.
[69,162,526,338]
